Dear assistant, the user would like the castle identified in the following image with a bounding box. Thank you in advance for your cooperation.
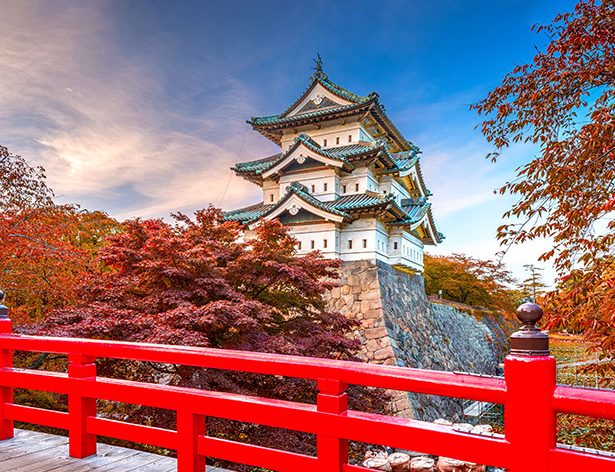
[225,58,443,271]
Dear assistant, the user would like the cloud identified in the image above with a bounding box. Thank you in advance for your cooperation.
[0,1,269,219]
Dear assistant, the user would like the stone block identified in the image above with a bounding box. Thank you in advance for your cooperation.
[370,298,383,310]
[363,457,391,471]
[394,398,408,412]
[464,463,486,472]
[388,452,410,472]
[330,287,341,298]
[347,274,360,287]
[361,271,378,290]
[365,308,382,319]
[360,299,371,313]
[410,457,435,471]
[341,285,351,295]
[364,327,387,340]
[436,457,465,472]
[366,339,379,352]
[374,346,395,361]
[359,289,381,301]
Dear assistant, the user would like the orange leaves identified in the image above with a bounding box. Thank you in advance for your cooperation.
[424,253,519,313]
[603,197,615,212]
[473,0,615,357]
[0,206,120,322]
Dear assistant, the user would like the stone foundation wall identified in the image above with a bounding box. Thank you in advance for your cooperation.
[327,260,511,421]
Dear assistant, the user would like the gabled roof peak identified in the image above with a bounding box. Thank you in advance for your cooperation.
[310,53,327,82]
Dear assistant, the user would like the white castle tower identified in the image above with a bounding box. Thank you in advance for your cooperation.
[225,58,443,271]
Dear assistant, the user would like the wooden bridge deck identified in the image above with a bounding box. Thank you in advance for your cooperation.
[0,429,231,471]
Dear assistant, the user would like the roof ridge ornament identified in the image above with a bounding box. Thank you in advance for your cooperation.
[311,53,327,81]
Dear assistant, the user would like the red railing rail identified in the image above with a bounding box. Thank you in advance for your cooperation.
[0,298,613,471]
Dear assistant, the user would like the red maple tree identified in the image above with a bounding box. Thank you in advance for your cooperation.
[33,209,386,460]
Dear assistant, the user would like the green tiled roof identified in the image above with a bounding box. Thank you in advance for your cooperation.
[232,153,281,174]
[330,193,392,212]
[224,184,426,227]
[224,202,273,222]
[224,185,444,242]
[232,134,386,178]
[390,197,445,243]
[277,72,373,119]
[248,65,419,153]
[396,198,431,224]
[249,98,375,126]
[324,143,381,158]
[233,136,425,182]
[225,182,352,224]
[281,182,351,219]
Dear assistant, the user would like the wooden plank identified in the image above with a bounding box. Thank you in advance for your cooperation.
[95,451,167,471]
[0,432,68,461]
[122,455,177,471]
[33,444,137,472]
[0,429,235,471]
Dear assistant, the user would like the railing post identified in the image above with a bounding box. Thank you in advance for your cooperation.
[0,291,13,441]
[68,352,97,458]
[504,303,556,472]
[317,379,348,471]
[177,410,206,472]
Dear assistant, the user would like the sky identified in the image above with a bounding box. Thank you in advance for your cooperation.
[0,0,579,285]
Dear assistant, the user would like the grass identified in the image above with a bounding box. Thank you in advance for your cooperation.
[550,334,614,452]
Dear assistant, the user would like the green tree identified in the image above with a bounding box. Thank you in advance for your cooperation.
[519,264,548,302]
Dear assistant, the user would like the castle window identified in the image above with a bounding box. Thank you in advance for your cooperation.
[342,185,347,193]
[363,239,367,249]
[297,242,302,250]
[323,182,328,191]
[323,239,328,248]
[394,242,398,250]
[323,139,327,147]
[310,240,315,249]
[355,183,359,192]
[348,240,353,250]
[348,135,352,143]
[270,194,274,202]
[311,184,315,193]
[336,137,340,145]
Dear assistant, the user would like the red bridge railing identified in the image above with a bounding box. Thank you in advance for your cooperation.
[0,299,613,471]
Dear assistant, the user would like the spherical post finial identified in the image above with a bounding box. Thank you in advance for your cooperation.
[509,302,549,356]
[516,302,543,326]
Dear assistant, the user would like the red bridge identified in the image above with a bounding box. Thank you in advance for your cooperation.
[0,300,613,471]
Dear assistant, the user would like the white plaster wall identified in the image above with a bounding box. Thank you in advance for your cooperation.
[389,228,424,270]
[280,122,374,151]
[290,222,339,258]
[340,166,379,195]
[338,218,389,263]
[262,179,280,204]
[379,176,411,202]
[279,168,339,202]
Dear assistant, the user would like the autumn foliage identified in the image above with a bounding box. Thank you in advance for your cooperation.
[473,0,615,357]
[39,210,357,357]
[423,253,519,313]
[0,145,120,322]
[31,210,385,459]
